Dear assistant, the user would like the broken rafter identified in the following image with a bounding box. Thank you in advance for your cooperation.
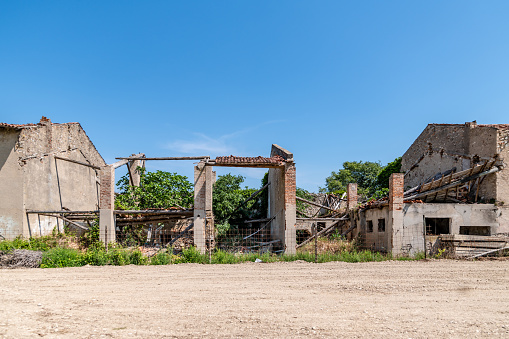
[242,214,277,240]
[26,210,99,214]
[54,156,101,170]
[38,213,89,231]
[296,218,347,249]
[296,196,340,213]
[406,167,501,201]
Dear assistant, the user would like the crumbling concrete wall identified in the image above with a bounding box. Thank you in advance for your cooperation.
[402,122,508,203]
[269,145,296,254]
[0,129,24,240]
[0,119,105,239]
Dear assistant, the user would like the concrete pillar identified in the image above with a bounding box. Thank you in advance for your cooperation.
[205,165,214,250]
[127,155,145,187]
[194,162,207,253]
[99,165,115,245]
[346,183,358,210]
[268,144,296,254]
[388,173,404,255]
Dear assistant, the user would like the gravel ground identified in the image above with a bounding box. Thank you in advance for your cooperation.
[0,259,508,338]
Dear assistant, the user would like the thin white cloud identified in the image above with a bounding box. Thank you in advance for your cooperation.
[165,120,285,156]
[166,133,235,155]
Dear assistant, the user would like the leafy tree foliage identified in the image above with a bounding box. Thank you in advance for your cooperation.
[323,158,403,200]
[212,174,264,227]
[115,168,193,210]
[323,161,383,197]
[375,157,402,189]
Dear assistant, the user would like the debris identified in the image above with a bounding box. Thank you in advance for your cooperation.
[0,250,43,269]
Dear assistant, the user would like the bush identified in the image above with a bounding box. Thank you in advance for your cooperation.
[41,248,85,268]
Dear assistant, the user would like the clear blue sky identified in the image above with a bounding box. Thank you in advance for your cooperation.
[2,1,509,191]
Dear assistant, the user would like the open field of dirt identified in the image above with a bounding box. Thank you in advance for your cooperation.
[0,259,508,338]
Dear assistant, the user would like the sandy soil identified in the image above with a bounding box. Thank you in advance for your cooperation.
[0,260,508,338]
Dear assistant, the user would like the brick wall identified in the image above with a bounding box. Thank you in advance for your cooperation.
[389,173,404,211]
[347,183,357,210]
[284,163,296,205]
[99,165,115,210]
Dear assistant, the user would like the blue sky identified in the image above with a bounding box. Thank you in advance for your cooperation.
[1,1,509,191]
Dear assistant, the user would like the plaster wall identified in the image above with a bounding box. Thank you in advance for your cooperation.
[269,166,285,242]
[402,124,506,202]
[363,208,390,251]
[0,121,105,239]
[0,130,24,240]
[401,124,466,172]
[358,203,500,256]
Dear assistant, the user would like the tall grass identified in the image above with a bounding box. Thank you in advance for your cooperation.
[2,234,423,268]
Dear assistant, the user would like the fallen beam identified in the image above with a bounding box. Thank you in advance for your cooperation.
[296,218,346,249]
[467,246,509,259]
[296,196,340,213]
[168,222,194,247]
[38,213,89,231]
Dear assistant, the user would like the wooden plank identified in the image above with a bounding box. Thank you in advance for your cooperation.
[116,156,210,161]
[114,210,193,216]
[26,210,99,214]
[297,217,348,221]
[54,156,101,170]
[467,246,509,259]
[244,218,271,224]
[439,234,508,242]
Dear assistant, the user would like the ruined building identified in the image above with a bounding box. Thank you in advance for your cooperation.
[349,122,509,256]
[0,117,105,239]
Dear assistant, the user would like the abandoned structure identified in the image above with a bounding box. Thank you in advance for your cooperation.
[0,118,298,253]
[0,117,105,239]
[347,122,509,257]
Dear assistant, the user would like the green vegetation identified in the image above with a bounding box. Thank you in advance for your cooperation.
[115,168,194,210]
[0,232,423,268]
[322,157,403,200]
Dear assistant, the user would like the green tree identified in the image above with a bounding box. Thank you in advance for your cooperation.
[212,174,260,226]
[375,157,402,189]
[116,168,194,210]
[323,161,383,198]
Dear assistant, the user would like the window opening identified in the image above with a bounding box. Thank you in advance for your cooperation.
[367,220,374,233]
[378,219,385,232]
[425,218,450,235]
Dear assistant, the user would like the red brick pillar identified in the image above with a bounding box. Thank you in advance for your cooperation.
[389,173,404,255]
[284,163,296,254]
[99,165,115,244]
[347,183,358,210]
[389,173,404,211]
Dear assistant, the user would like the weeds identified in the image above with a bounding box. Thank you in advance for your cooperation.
[2,233,425,268]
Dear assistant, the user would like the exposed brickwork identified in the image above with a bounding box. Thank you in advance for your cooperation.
[389,173,404,211]
[347,183,357,210]
[284,164,296,205]
[99,166,115,210]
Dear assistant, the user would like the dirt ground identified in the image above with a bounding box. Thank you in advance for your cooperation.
[0,260,508,338]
